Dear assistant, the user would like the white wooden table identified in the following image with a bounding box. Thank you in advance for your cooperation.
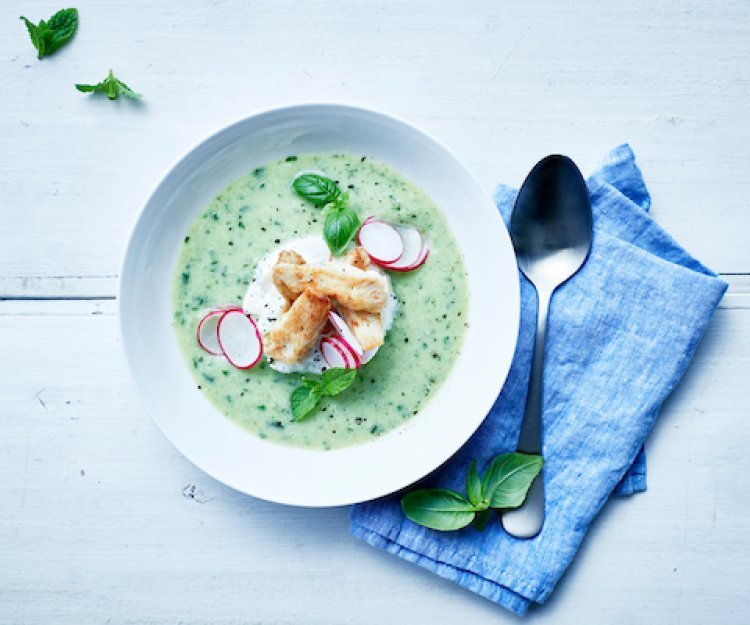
[2,2,748,623]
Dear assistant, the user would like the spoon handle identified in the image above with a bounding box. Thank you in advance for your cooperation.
[502,287,550,538]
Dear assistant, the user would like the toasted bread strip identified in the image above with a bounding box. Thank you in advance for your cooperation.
[339,308,385,351]
[272,263,387,313]
[339,247,385,351]
[345,246,371,271]
[274,250,306,309]
[264,288,331,364]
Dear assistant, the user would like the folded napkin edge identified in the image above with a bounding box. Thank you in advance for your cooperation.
[351,523,532,616]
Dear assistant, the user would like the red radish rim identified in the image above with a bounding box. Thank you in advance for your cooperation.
[196,310,226,356]
[357,219,404,264]
[373,224,423,270]
[321,336,354,369]
[329,334,362,368]
[384,242,429,272]
[321,336,350,368]
[327,311,364,356]
[216,310,263,370]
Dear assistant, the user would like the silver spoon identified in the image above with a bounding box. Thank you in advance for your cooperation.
[501,155,593,539]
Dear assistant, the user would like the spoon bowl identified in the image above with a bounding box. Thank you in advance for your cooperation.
[511,155,593,289]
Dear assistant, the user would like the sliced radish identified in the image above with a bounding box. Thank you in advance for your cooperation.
[217,310,263,369]
[330,334,362,369]
[357,219,404,264]
[386,241,429,272]
[360,347,379,364]
[327,311,364,357]
[373,225,424,270]
[196,310,226,355]
[321,336,354,369]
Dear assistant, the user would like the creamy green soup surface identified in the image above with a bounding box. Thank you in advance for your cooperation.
[173,153,469,450]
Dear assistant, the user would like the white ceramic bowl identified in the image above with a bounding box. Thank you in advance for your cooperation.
[119,103,519,507]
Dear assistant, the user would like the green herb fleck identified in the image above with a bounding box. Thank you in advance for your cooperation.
[20,8,78,59]
[75,69,141,100]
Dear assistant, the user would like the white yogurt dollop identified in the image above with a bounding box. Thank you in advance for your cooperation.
[243,235,398,374]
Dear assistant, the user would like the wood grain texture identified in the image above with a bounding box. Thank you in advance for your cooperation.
[0,0,748,282]
[1,0,749,622]
[0,299,747,624]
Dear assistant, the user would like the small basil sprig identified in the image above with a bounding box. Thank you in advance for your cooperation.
[290,368,357,421]
[292,173,360,256]
[401,453,544,532]
[20,8,78,60]
[76,69,141,100]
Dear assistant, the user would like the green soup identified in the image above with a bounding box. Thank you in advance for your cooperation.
[172,154,469,450]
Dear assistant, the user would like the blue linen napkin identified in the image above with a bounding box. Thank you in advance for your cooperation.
[350,145,727,615]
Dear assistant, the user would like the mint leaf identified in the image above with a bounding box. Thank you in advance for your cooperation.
[45,8,78,55]
[481,452,544,509]
[20,18,43,57]
[292,174,341,206]
[466,459,483,508]
[320,368,356,396]
[290,368,355,421]
[76,69,141,101]
[401,489,476,531]
[20,9,77,59]
[324,206,360,256]
[290,384,321,421]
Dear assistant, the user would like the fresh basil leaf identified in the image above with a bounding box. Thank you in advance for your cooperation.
[401,489,476,531]
[20,8,77,59]
[292,174,341,206]
[326,192,349,214]
[481,452,544,509]
[324,206,360,256]
[320,368,357,396]
[76,69,141,101]
[466,459,484,508]
[471,509,493,531]
[290,384,321,421]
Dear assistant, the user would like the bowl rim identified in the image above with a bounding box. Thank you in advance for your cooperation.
[118,101,520,506]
